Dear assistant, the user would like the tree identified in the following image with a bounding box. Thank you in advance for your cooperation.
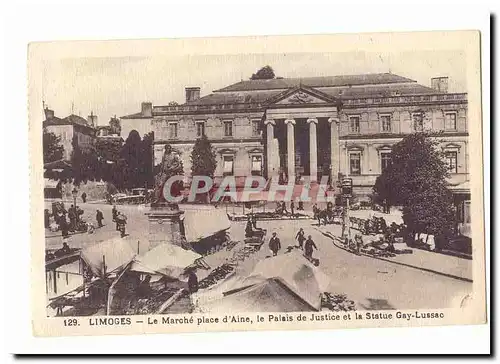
[373,133,456,245]
[250,65,276,80]
[43,128,64,163]
[191,134,217,178]
[120,130,143,189]
[140,132,155,188]
[190,135,217,202]
[70,134,84,185]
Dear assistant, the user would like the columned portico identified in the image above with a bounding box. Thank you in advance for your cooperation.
[264,119,276,179]
[307,118,318,182]
[265,101,340,184]
[328,117,340,184]
[285,119,296,182]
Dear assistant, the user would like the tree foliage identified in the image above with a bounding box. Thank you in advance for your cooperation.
[190,134,217,178]
[373,133,456,240]
[43,128,64,163]
[140,132,155,188]
[250,65,276,80]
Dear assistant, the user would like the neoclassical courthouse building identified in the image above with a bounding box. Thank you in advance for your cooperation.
[149,73,469,202]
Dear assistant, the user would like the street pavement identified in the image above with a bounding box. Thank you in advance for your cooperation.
[45,201,472,311]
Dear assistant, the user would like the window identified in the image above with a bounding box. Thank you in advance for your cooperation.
[349,116,360,134]
[349,153,361,175]
[445,112,457,131]
[223,156,234,176]
[412,113,424,132]
[223,120,233,137]
[445,151,458,174]
[196,122,205,138]
[169,123,178,139]
[380,152,392,172]
[252,120,260,136]
[380,115,392,132]
[251,155,262,175]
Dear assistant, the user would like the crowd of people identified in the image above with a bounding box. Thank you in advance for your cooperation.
[44,201,128,240]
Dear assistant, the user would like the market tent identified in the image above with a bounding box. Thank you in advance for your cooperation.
[81,238,136,277]
[181,206,231,243]
[241,251,330,310]
[131,243,202,278]
[198,277,317,313]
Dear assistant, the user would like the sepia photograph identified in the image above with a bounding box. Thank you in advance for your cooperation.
[27,30,486,337]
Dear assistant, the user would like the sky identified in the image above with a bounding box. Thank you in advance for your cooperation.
[40,49,467,126]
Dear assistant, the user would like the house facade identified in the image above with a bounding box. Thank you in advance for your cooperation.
[120,102,153,139]
[150,73,469,199]
[43,108,96,160]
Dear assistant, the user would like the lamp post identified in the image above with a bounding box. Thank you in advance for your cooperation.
[72,187,78,209]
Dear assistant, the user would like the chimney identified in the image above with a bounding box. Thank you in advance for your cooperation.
[141,102,153,117]
[87,111,98,127]
[431,77,449,93]
[185,87,201,103]
[44,107,54,120]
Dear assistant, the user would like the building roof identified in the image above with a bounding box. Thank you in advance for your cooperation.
[215,73,417,92]
[120,111,152,119]
[43,114,95,130]
[184,82,442,106]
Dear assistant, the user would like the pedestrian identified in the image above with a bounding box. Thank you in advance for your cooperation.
[281,201,288,215]
[96,209,104,228]
[60,215,69,238]
[187,270,199,293]
[268,232,281,256]
[290,201,295,218]
[304,235,318,259]
[68,205,76,232]
[251,213,257,229]
[296,228,306,249]
[116,212,127,237]
[44,209,50,228]
[245,216,254,238]
[81,192,87,203]
[298,201,304,211]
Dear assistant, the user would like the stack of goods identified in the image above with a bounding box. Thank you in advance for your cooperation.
[361,246,397,258]
[321,293,356,311]
[198,264,235,290]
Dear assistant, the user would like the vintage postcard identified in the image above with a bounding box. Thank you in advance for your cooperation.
[29,31,486,337]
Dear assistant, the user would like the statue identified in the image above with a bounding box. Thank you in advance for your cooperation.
[152,144,183,207]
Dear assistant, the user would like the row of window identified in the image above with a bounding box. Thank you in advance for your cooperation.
[166,120,261,139]
[348,112,458,134]
[348,150,459,175]
[222,155,263,176]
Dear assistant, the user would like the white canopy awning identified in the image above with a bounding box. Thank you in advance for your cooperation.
[131,243,202,278]
[181,206,230,243]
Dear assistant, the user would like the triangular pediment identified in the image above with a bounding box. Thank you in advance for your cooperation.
[265,86,339,106]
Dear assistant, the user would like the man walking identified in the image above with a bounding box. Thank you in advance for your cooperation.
[304,235,318,259]
[81,192,87,203]
[96,209,104,228]
[296,228,306,249]
[290,201,295,218]
[68,205,76,232]
[268,232,281,257]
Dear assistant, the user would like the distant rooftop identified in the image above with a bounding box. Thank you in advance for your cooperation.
[43,113,94,129]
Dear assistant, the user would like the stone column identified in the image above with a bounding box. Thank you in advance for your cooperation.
[285,119,296,183]
[264,119,276,180]
[307,118,318,182]
[328,117,340,184]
